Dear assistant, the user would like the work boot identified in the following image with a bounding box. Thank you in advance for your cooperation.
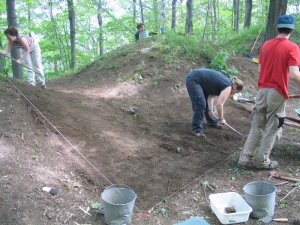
[192,131,206,138]
[255,161,279,170]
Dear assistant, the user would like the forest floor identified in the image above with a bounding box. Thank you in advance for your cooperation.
[0,38,300,225]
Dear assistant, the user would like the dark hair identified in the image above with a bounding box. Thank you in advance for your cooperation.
[136,23,145,30]
[231,77,243,92]
[277,28,294,35]
[4,26,19,36]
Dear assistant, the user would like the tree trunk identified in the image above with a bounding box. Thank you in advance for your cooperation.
[185,0,193,34]
[67,0,76,69]
[6,0,23,80]
[171,0,177,30]
[0,40,5,72]
[202,0,210,40]
[160,0,166,33]
[97,0,103,55]
[264,0,287,41]
[133,0,136,22]
[211,0,216,41]
[139,0,144,23]
[233,0,240,33]
[244,0,252,28]
[152,0,160,32]
[49,0,67,71]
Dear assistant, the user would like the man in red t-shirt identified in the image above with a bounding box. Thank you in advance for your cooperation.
[238,15,300,169]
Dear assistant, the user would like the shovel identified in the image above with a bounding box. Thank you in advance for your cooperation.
[260,216,288,223]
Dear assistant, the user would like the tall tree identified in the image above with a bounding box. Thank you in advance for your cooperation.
[160,0,166,33]
[171,0,177,30]
[185,0,193,34]
[48,0,67,71]
[211,0,217,41]
[139,0,145,23]
[67,0,76,69]
[97,0,104,55]
[6,0,23,79]
[244,0,252,28]
[233,0,240,33]
[133,0,137,21]
[264,0,287,41]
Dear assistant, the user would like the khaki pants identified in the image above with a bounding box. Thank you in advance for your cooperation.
[238,88,285,168]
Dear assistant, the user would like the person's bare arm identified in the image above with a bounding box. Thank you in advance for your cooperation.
[289,66,300,86]
[207,95,216,117]
[216,86,231,125]
[0,41,13,55]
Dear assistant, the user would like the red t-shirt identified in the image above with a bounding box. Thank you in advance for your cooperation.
[258,38,300,99]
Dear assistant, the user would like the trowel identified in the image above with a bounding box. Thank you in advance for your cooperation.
[260,216,288,223]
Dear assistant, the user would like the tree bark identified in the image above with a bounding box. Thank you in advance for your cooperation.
[67,0,76,69]
[160,0,166,33]
[171,0,177,30]
[97,0,103,55]
[233,0,240,33]
[139,0,144,23]
[244,0,252,28]
[49,0,67,71]
[211,0,216,41]
[133,0,136,22]
[185,0,193,34]
[6,0,23,80]
[264,0,287,41]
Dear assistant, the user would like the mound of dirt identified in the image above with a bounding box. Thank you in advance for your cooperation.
[1,40,300,225]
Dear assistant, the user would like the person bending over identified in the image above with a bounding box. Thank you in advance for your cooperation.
[186,68,243,138]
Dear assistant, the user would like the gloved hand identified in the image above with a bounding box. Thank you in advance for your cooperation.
[278,117,284,128]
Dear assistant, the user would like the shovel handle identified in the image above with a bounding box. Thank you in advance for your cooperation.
[273,174,300,183]
[273,218,288,222]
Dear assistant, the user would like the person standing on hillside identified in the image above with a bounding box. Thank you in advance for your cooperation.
[135,23,150,41]
[0,26,46,89]
[238,15,300,170]
[186,68,243,138]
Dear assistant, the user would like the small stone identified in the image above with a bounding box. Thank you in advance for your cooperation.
[46,211,54,219]
[49,188,58,195]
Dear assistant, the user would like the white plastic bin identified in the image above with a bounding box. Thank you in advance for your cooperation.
[209,192,252,224]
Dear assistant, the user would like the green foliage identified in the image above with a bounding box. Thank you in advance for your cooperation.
[91,202,102,209]
[137,60,146,71]
[152,67,162,87]
[155,30,200,62]
[156,207,169,217]
[199,42,217,61]
[210,50,239,77]
[134,73,144,84]
[118,72,133,83]
[278,200,288,209]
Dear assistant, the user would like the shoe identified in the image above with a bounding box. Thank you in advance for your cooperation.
[192,131,206,138]
[255,161,279,170]
[207,122,223,129]
[237,162,254,170]
[41,84,47,89]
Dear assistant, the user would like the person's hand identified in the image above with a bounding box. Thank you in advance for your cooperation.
[219,118,227,125]
[208,111,214,118]
[16,59,22,64]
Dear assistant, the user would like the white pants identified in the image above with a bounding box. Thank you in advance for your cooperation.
[22,42,45,86]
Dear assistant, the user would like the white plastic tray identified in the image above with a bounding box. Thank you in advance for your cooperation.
[209,192,252,224]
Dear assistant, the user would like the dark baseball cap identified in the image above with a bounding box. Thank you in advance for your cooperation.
[277,15,295,29]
